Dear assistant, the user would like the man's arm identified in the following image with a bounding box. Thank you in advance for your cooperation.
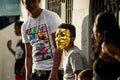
[102,42,120,62]
[49,32,63,80]
[20,64,25,77]
[24,43,32,80]
[49,49,63,80]
[7,40,15,55]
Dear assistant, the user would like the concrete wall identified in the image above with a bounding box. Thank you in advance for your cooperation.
[72,0,92,67]
[0,23,18,80]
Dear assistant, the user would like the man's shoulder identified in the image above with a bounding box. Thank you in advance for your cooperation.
[43,9,56,14]
[72,46,82,52]
[22,17,30,25]
[69,46,83,55]
[42,9,58,16]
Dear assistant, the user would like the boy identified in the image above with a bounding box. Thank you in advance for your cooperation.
[55,23,86,80]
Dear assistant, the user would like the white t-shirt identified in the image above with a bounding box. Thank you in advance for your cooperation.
[63,46,86,80]
[21,9,62,70]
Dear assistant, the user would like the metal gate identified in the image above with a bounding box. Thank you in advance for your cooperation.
[89,0,120,25]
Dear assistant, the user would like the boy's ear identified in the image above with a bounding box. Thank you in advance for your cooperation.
[70,37,75,42]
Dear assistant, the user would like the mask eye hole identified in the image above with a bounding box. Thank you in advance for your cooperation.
[60,33,65,37]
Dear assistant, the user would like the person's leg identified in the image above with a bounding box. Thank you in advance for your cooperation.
[30,70,49,80]
[57,70,63,80]
[15,74,20,80]
[31,70,63,80]
[30,73,39,80]
[38,72,50,80]
[20,76,25,80]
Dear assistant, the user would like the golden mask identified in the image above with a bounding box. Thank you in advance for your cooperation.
[55,28,70,49]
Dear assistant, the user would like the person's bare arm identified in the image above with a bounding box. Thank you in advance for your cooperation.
[48,32,63,80]
[102,42,120,62]
[7,40,15,55]
[20,64,25,77]
[75,70,82,80]
[49,49,63,80]
[25,43,32,80]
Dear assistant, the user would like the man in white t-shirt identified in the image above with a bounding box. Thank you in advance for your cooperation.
[21,0,63,80]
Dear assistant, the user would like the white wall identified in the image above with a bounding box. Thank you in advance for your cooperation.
[73,0,89,48]
[0,23,18,80]
[0,33,4,80]
[72,0,92,67]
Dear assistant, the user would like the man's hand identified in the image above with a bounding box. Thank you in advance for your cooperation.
[48,74,58,80]
[7,40,12,50]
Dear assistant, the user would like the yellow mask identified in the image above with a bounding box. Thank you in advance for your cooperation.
[55,28,70,49]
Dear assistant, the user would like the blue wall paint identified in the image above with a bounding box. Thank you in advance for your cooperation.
[0,0,20,16]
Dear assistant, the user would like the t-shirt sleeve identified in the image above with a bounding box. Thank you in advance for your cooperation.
[47,12,63,34]
[21,23,30,43]
[69,53,84,73]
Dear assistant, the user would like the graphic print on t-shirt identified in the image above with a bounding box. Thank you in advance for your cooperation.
[26,24,53,62]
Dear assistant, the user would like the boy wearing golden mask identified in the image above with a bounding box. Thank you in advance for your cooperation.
[55,23,86,80]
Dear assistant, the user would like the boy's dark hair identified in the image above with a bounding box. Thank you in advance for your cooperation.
[79,69,93,79]
[15,21,24,28]
[58,23,76,38]
[93,12,120,59]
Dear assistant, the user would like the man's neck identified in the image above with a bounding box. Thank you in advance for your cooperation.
[29,8,42,18]
[65,43,74,52]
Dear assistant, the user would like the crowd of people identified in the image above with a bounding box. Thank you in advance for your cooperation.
[7,0,120,80]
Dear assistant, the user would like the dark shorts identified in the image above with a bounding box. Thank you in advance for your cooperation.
[30,70,63,80]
